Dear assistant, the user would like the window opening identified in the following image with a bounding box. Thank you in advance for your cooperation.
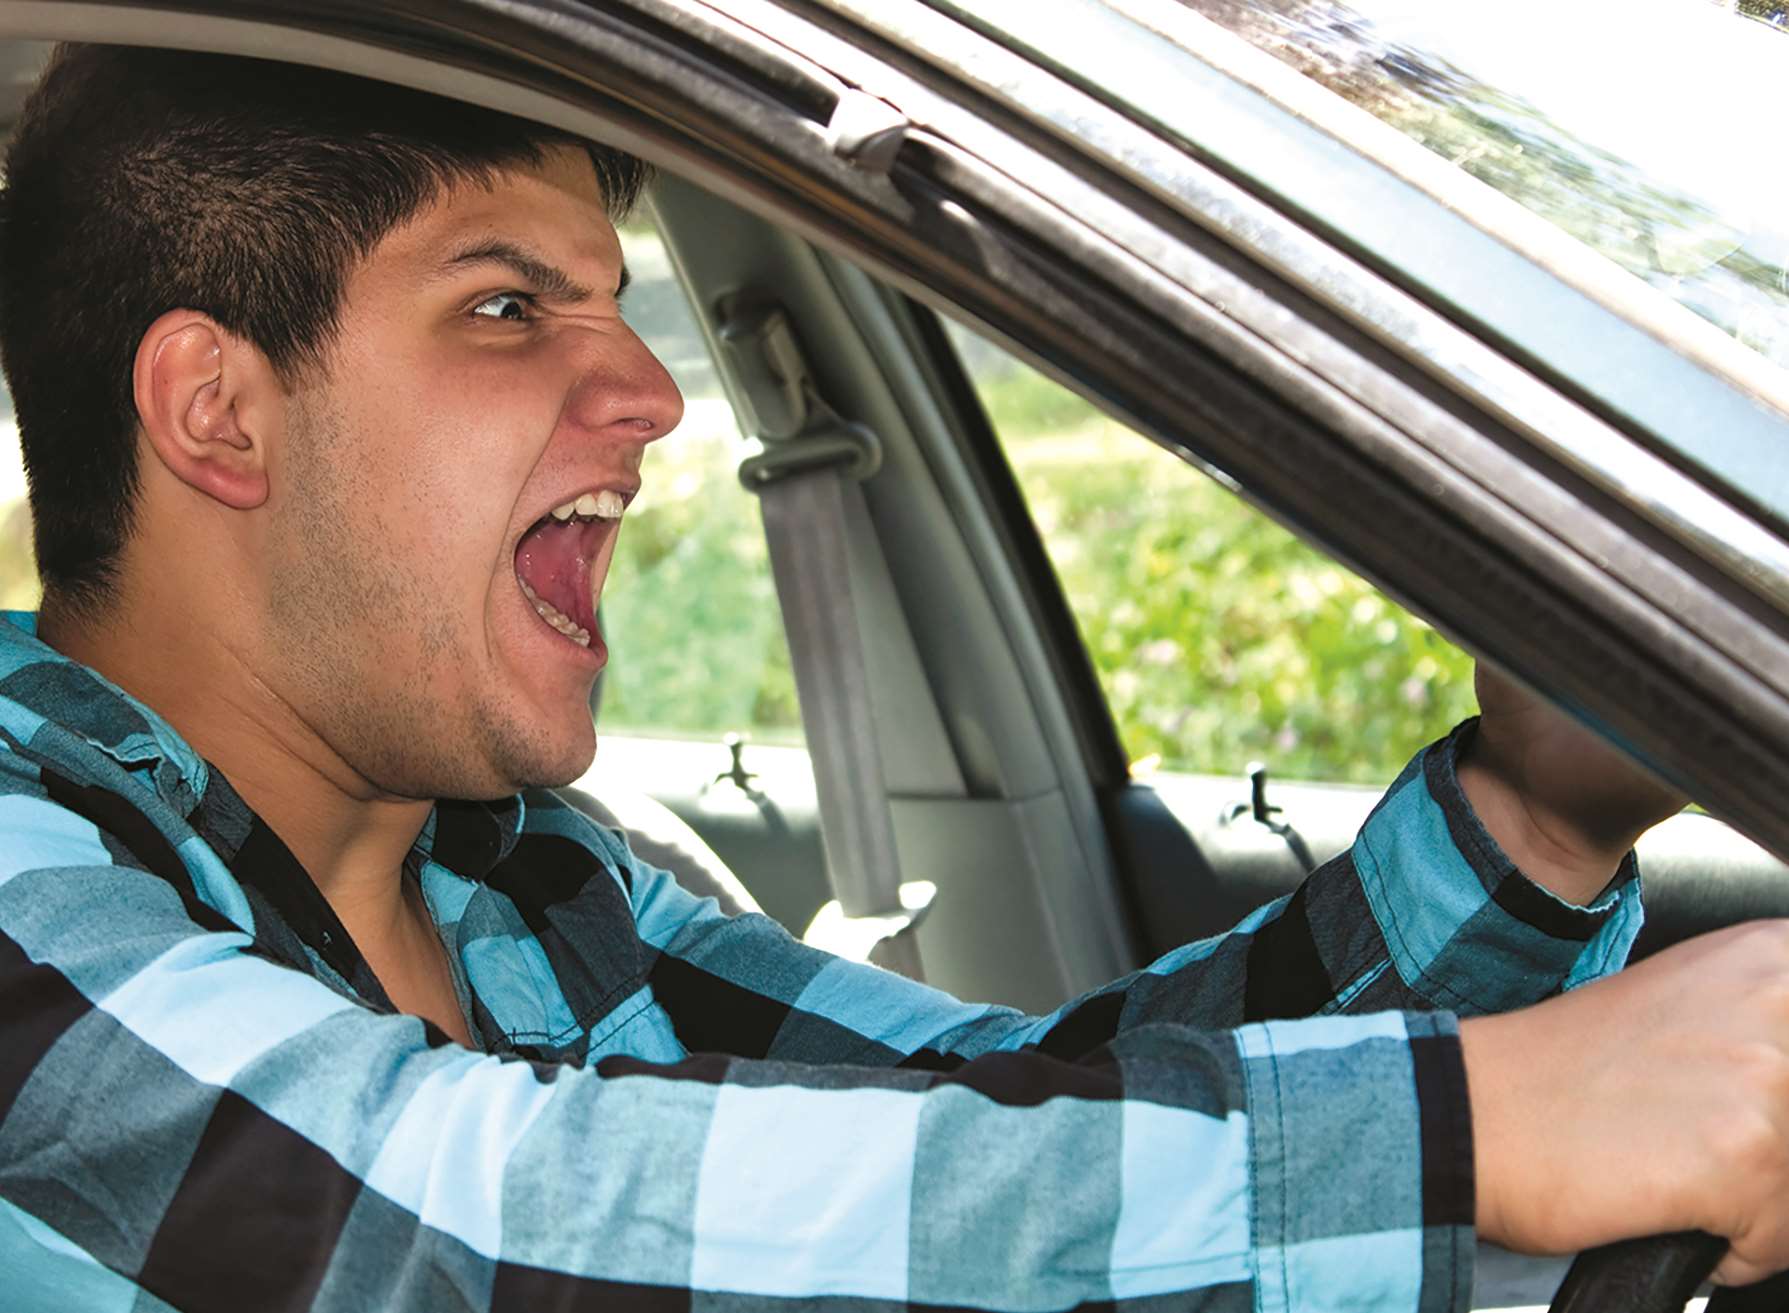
[947,319,1474,784]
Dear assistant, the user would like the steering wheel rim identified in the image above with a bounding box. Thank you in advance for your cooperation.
[1546,1231,1723,1313]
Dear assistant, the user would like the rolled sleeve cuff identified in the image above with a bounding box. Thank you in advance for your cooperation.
[1353,719,1644,1016]
[1240,1010,1474,1313]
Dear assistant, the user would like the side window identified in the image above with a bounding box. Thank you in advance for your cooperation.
[945,323,1474,784]
[599,222,803,745]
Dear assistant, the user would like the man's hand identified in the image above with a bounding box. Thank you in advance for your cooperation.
[1463,921,1789,1285]
[1458,663,1687,906]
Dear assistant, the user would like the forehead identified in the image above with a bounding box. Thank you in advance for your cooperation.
[357,143,624,289]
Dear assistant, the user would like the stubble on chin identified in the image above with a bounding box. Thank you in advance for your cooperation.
[466,687,599,795]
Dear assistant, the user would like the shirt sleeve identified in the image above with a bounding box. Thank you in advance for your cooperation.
[628,718,1643,1069]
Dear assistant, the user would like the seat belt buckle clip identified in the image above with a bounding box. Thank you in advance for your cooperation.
[802,880,937,965]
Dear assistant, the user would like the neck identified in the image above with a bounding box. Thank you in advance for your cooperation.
[38,583,432,928]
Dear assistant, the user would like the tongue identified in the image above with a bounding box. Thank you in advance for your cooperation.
[515,518,601,635]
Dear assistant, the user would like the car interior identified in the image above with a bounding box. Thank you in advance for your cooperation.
[3,8,1789,1309]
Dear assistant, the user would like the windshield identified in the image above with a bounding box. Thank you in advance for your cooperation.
[1180,0,1789,375]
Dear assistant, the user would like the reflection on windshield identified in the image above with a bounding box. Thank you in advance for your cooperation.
[1186,0,1789,370]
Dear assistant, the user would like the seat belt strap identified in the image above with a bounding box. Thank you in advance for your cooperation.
[717,293,933,976]
[757,463,929,979]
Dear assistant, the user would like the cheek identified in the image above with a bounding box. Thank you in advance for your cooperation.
[354,350,560,533]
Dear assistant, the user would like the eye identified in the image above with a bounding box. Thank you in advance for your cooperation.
[471,291,534,322]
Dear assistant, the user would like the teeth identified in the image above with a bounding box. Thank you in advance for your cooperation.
[517,578,590,647]
[520,489,619,649]
[546,489,627,524]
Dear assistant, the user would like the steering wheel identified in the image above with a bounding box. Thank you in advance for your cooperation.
[1547,1231,1789,1311]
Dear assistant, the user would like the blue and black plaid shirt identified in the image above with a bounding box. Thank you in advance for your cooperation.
[0,611,1641,1311]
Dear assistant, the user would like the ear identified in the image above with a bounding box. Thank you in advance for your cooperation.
[131,310,274,510]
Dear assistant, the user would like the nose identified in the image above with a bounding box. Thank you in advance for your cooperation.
[561,322,684,446]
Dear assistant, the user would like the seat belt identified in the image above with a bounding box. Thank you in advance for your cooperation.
[720,295,933,978]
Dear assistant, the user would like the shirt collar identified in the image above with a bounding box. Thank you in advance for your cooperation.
[421,794,527,880]
[0,610,210,808]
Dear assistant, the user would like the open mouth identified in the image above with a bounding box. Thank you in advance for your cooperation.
[512,489,626,648]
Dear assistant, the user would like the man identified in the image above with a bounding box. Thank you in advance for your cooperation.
[0,41,1781,1311]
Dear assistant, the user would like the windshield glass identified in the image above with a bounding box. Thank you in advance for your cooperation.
[1182,0,1789,374]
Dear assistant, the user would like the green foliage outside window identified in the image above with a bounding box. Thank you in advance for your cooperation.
[601,335,1477,785]
[977,359,1478,785]
[598,423,804,744]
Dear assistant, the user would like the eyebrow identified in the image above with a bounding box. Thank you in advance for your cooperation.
[434,239,630,302]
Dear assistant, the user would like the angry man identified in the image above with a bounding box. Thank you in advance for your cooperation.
[0,41,1786,1312]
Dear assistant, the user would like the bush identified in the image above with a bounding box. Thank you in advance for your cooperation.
[997,404,1477,783]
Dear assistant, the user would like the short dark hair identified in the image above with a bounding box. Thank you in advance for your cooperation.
[0,43,651,610]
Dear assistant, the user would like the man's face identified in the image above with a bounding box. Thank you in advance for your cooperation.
[262,145,682,800]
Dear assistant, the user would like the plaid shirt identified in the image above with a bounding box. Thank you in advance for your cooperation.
[0,611,1641,1312]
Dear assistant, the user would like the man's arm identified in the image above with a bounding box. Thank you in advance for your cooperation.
[1429,669,1789,1284]
[1457,664,1687,907]
[9,773,1788,1303]
[622,682,1789,1286]
[620,716,1645,1074]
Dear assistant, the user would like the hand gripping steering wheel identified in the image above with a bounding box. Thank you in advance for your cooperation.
[1547,1231,1789,1312]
